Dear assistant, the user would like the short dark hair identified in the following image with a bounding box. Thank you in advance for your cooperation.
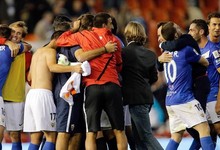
[51,30,64,40]
[0,25,12,39]
[191,19,209,36]
[77,14,94,31]
[161,22,176,41]
[157,21,167,29]
[207,12,220,24]
[93,12,111,28]
[53,15,72,31]
[111,16,117,34]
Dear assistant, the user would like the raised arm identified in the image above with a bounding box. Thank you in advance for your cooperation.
[4,40,32,57]
[158,51,173,63]
[160,39,181,52]
[157,51,173,72]
[5,40,20,57]
[56,31,79,47]
[75,41,117,62]
[47,48,83,73]
[198,56,209,67]
[23,41,32,52]
[160,34,201,54]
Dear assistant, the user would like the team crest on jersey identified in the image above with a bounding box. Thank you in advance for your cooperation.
[71,124,75,131]
[0,46,6,51]
[212,50,220,59]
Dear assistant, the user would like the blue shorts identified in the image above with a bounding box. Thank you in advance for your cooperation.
[55,93,85,134]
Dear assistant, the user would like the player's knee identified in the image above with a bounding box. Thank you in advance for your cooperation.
[9,131,20,141]
[194,122,211,137]
[44,131,57,143]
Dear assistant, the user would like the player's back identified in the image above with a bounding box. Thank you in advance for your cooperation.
[164,46,200,106]
[30,47,53,90]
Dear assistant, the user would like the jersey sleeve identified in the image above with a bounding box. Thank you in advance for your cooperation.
[160,40,180,52]
[18,43,24,54]
[161,34,201,54]
[160,34,190,51]
[185,47,201,63]
[56,31,79,47]
[211,49,220,69]
[0,37,6,44]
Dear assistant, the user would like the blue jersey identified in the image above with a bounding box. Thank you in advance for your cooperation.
[164,46,201,106]
[53,46,80,104]
[0,44,23,96]
[204,41,220,102]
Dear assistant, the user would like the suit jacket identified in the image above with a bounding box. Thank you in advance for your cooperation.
[121,42,158,105]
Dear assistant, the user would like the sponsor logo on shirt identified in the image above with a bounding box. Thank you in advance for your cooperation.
[212,50,220,59]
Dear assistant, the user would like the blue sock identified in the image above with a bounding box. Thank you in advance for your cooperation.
[189,139,201,150]
[42,142,55,150]
[28,143,40,150]
[0,143,2,150]
[200,136,215,150]
[12,142,22,150]
[166,139,179,150]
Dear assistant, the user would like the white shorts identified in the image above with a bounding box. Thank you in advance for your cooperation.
[0,97,5,127]
[166,99,207,133]
[100,105,132,129]
[206,101,220,123]
[5,102,24,131]
[23,89,56,132]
